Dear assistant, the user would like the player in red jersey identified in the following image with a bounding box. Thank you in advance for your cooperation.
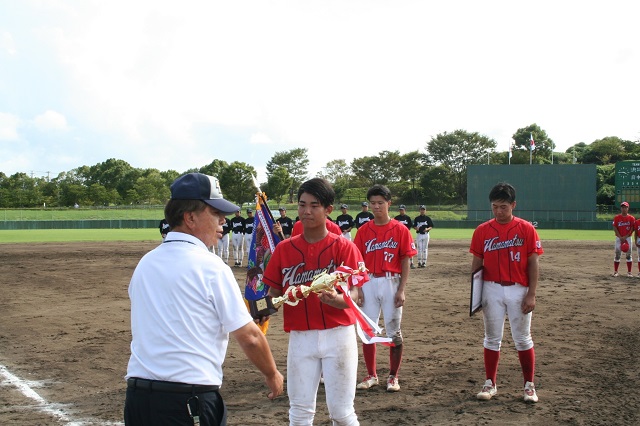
[470,182,543,403]
[613,201,635,277]
[633,209,640,278]
[353,184,417,393]
[263,178,367,425]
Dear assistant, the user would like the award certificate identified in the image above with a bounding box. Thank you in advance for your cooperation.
[469,267,484,317]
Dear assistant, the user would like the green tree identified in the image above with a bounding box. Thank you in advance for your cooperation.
[263,166,292,204]
[582,136,630,164]
[420,165,456,205]
[512,124,554,164]
[426,129,496,204]
[219,161,257,206]
[316,159,349,201]
[266,148,309,203]
[397,151,428,205]
[87,183,111,206]
[199,159,229,177]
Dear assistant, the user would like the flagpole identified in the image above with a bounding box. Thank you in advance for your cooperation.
[251,174,286,240]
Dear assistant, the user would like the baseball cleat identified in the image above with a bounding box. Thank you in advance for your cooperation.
[476,379,497,400]
[523,381,538,403]
[612,271,619,277]
[628,272,634,278]
[386,375,400,392]
[356,375,379,390]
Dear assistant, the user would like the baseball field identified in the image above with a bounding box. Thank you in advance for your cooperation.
[0,234,638,425]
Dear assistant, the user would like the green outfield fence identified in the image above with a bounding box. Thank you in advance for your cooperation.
[0,218,612,231]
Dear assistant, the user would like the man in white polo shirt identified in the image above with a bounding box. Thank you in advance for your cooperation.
[124,173,283,426]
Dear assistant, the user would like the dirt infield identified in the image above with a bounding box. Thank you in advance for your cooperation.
[1,240,639,425]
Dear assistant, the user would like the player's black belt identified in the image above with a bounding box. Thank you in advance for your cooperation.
[127,378,219,393]
[232,231,243,234]
[494,281,516,286]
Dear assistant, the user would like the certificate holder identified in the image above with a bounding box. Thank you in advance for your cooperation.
[469,267,484,317]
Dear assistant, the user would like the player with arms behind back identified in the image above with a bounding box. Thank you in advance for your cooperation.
[353,185,417,393]
[469,182,543,403]
[613,201,635,277]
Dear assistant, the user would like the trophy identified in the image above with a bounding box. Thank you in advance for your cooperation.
[272,264,368,308]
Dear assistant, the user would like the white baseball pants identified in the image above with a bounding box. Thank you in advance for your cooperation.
[416,233,430,265]
[287,326,359,426]
[231,233,244,264]
[481,281,533,352]
[360,275,403,345]
[217,234,229,262]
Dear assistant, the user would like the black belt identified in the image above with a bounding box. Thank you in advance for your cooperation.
[495,281,516,286]
[127,378,219,393]
[233,231,243,234]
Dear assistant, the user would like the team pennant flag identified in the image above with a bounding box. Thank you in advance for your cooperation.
[244,193,281,328]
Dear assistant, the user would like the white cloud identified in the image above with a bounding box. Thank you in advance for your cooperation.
[0,112,20,140]
[0,31,16,56]
[33,110,68,132]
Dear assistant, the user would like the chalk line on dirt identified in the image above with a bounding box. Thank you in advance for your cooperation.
[0,363,123,425]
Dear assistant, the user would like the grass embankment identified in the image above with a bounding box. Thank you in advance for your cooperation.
[0,228,613,244]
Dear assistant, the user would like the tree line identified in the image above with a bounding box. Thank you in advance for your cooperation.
[1,123,638,209]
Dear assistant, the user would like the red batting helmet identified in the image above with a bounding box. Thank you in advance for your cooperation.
[621,240,630,253]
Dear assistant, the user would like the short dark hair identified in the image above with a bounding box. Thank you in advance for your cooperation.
[367,184,392,201]
[297,178,335,208]
[164,199,207,228]
[489,182,516,203]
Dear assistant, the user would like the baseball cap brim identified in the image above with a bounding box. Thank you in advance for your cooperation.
[204,198,240,215]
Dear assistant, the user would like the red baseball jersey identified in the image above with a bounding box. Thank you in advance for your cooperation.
[613,214,635,237]
[353,219,417,275]
[262,232,367,332]
[469,216,543,287]
[291,218,342,237]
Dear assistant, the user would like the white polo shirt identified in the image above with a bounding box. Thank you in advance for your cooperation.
[126,232,252,386]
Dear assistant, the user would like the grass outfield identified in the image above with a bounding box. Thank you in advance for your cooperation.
[0,228,613,243]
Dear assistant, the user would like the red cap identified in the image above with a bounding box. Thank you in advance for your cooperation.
[621,201,629,207]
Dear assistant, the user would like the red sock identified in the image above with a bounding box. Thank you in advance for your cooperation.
[389,344,403,377]
[362,344,377,377]
[518,348,536,383]
[614,261,620,272]
[484,348,500,384]
[628,261,633,273]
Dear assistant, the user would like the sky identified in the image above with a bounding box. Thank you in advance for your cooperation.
[1,0,639,183]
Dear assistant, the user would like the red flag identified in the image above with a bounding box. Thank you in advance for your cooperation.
[530,133,535,150]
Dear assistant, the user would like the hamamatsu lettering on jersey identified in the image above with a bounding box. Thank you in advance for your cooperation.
[364,237,399,254]
[282,260,337,287]
[483,235,525,252]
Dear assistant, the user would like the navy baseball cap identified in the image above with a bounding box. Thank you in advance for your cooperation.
[247,208,253,213]
[170,173,239,214]
[279,207,286,211]
[341,204,348,209]
[420,205,426,209]
[361,202,369,207]
[399,204,406,210]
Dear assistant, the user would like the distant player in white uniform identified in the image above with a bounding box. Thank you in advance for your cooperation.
[230,210,245,267]
[335,204,355,241]
[413,205,434,268]
[243,209,255,266]
[217,217,230,263]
